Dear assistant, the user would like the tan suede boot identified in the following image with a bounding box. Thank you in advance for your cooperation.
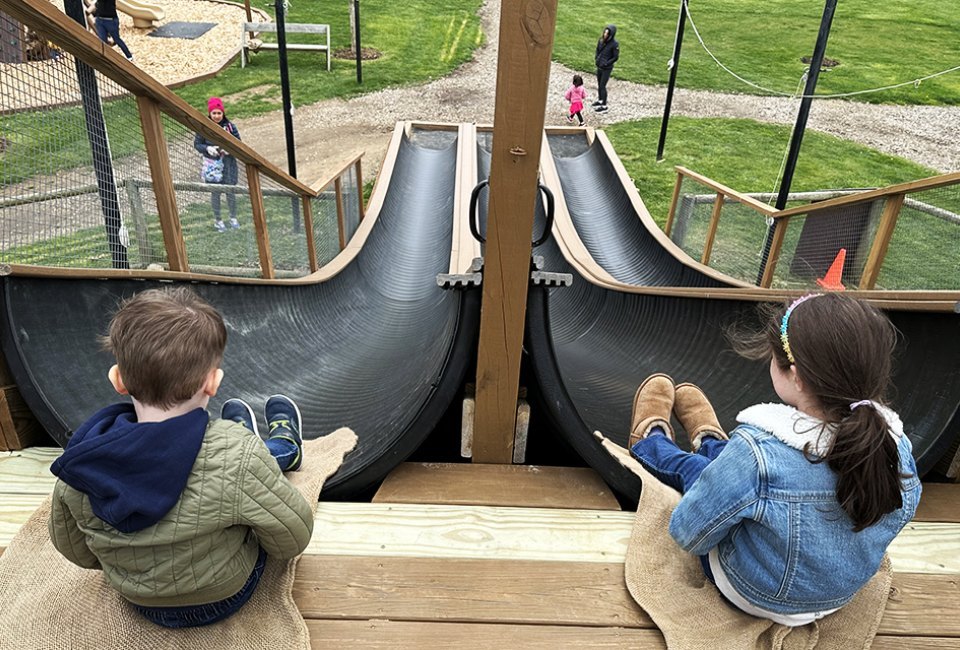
[628,373,675,448]
[674,383,728,452]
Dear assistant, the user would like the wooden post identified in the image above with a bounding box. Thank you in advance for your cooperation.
[664,171,684,237]
[759,217,790,288]
[136,96,188,272]
[472,0,557,464]
[355,158,365,221]
[701,192,724,265]
[302,195,319,272]
[246,164,274,279]
[334,177,347,250]
[859,193,906,290]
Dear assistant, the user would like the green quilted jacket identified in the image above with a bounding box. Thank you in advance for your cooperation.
[48,418,314,607]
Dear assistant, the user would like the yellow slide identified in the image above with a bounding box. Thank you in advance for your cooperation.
[117,0,164,29]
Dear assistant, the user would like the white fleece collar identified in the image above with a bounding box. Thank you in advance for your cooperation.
[736,403,904,457]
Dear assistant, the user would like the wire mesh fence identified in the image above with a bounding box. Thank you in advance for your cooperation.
[666,170,960,291]
[876,185,960,290]
[0,6,361,279]
[1,44,143,268]
[767,199,884,290]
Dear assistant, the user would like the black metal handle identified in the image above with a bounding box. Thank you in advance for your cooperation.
[469,179,489,244]
[532,183,555,248]
[469,179,555,247]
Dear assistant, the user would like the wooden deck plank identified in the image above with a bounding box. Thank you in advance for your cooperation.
[294,556,651,628]
[294,556,960,637]
[1,495,958,573]
[306,620,665,649]
[0,448,60,494]
[373,462,621,510]
[914,483,960,523]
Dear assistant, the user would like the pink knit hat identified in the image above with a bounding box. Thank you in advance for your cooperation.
[207,97,225,113]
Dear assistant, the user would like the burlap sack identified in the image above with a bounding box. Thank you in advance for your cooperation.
[0,427,358,650]
[594,431,892,650]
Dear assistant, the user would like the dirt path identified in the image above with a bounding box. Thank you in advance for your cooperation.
[238,1,960,185]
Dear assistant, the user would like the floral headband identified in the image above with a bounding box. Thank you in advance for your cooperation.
[779,294,819,364]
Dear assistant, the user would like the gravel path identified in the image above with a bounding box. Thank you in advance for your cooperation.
[241,0,960,184]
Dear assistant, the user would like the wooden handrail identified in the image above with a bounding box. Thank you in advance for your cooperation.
[246,165,274,279]
[302,196,319,273]
[773,171,960,219]
[759,217,790,288]
[1,0,315,199]
[664,173,683,237]
[674,167,777,216]
[701,193,724,265]
[334,178,347,250]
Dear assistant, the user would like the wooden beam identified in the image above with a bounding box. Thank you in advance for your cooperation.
[136,96,188,272]
[372,463,621,510]
[859,193,906,290]
[759,216,789,288]
[673,166,776,215]
[701,192,724,265]
[246,164,274,279]
[302,196,319,273]
[334,177,347,250]
[473,0,558,464]
[913,483,960,523]
[664,171,683,237]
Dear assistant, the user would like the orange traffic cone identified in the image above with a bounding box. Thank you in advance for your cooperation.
[816,248,847,291]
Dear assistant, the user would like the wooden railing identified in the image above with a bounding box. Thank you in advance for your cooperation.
[666,166,960,289]
[1,0,364,280]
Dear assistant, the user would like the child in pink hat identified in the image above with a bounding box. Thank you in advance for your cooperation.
[194,98,242,232]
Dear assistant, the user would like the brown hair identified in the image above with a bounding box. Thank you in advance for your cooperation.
[730,294,906,532]
[103,287,227,409]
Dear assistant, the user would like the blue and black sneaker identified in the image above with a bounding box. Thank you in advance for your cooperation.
[264,394,303,471]
[221,398,259,437]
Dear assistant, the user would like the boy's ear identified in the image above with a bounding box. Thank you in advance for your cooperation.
[108,365,129,395]
[203,368,224,397]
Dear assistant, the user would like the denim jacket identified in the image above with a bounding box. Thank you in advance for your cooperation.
[669,403,921,615]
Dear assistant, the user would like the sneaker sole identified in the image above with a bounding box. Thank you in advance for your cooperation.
[265,394,303,443]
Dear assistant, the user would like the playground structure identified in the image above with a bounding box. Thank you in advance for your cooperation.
[82,0,163,30]
[1,0,959,646]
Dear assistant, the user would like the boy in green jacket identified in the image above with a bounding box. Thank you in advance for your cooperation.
[48,287,314,628]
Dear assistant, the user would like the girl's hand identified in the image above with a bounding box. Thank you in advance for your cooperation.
[206,145,220,158]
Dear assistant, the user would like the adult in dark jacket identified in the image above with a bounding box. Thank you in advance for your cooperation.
[594,24,619,112]
[94,0,134,61]
[194,97,242,232]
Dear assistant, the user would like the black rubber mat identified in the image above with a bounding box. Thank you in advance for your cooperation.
[147,22,216,39]
[526,136,960,497]
[0,129,479,499]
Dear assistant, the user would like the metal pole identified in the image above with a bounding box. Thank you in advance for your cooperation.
[755,0,838,284]
[274,0,300,231]
[656,0,687,162]
[63,0,129,269]
[354,0,362,84]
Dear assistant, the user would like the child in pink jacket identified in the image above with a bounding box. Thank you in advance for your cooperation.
[565,75,587,126]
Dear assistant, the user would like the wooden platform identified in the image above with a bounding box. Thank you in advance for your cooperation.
[1,452,958,647]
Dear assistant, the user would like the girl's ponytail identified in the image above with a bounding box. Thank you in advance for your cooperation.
[826,405,903,532]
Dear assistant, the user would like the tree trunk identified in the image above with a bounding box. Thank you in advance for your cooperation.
[349,0,357,54]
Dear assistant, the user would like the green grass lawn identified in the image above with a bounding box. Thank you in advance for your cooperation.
[605,117,959,289]
[555,0,960,105]
[174,0,484,118]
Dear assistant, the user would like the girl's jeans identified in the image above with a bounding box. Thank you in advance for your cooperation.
[134,548,267,628]
[94,18,133,59]
[630,432,729,582]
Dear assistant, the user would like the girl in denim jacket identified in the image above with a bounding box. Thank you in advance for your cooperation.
[628,294,921,626]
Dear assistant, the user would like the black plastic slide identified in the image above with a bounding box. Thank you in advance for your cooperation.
[0,128,479,499]
[527,135,960,497]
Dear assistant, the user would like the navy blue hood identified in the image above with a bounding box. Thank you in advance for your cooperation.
[50,403,208,533]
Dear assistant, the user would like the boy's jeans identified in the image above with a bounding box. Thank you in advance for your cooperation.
[630,432,729,582]
[266,437,300,472]
[134,548,267,628]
